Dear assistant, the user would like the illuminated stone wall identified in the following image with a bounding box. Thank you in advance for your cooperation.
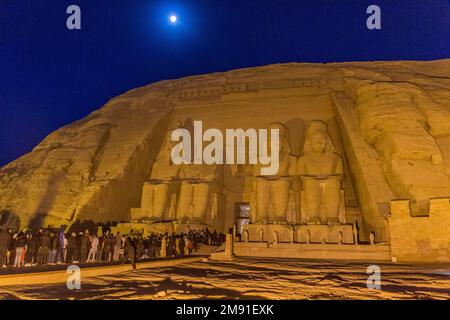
[0,59,449,263]
[389,198,450,262]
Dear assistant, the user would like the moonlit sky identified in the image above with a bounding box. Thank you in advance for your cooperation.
[1,0,450,166]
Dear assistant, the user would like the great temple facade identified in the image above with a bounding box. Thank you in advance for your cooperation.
[1,60,450,262]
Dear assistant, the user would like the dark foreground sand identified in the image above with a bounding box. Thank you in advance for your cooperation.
[1,258,449,300]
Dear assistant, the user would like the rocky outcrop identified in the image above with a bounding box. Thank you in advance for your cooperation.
[0,82,176,228]
[1,59,450,233]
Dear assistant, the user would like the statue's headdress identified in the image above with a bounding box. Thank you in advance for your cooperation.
[303,120,334,154]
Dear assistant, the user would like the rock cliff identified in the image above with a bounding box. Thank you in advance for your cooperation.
[1,59,450,231]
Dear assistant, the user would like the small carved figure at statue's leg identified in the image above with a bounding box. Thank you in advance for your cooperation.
[306,229,311,244]
[256,179,270,224]
[273,231,279,244]
[319,181,328,224]
[325,179,341,225]
[304,180,321,224]
[271,179,290,223]
[338,231,343,244]
[243,230,249,243]
[369,232,375,245]
[353,222,359,245]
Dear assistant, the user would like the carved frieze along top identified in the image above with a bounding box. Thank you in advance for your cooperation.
[175,78,332,101]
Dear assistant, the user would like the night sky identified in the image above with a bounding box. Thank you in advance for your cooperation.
[1,0,450,166]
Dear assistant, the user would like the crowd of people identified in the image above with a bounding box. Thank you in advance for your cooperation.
[0,227,225,271]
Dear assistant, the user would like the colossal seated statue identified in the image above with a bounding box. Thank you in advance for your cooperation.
[176,163,222,225]
[139,128,182,221]
[355,82,450,205]
[298,121,345,225]
[252,123,297,224]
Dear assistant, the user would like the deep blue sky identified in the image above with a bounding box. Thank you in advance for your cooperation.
[1,0,450,166]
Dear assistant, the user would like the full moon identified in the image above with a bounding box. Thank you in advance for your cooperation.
[170,15,177,23]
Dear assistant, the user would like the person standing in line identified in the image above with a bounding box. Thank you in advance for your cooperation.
[108,233,116,262]
[56,231,65,264]
[80,232,90,263]
[47,233,55,264]
[152,235,156,258]
[184,236,191,256]
[0,228,11,268]
[34,229,43,265]
[96,235,105,262]
[156,235,162,258]
[167,234,174,257]
[193,235,199,253]
[148,235,154,258]
[13,231,26,267]
[175,236,180,257]
[37,231,50,265]
[27,232,39,266]
[124,236,136,271]
[48,232,59,265]
[119,234,126,261]
[103,234,111,262]
[113,232,122,261]
[24,233,32,266]
[7,229,15,266]
[136,235,144,261]
[212,230,218,246]
[143,236,149,259]
[87,234,98,263]
[179,234,185,257]
[66,232,78,263]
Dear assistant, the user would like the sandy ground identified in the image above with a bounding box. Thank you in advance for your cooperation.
[0,257,449,300]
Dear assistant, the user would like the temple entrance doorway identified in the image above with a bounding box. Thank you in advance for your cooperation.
[235,203,250,236]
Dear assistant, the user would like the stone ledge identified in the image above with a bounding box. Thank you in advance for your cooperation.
[234,242,392,261]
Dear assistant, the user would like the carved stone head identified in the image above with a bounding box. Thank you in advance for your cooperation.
[303,120,335,154]
[310,130,327,153]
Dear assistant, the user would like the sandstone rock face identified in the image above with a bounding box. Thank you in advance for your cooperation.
[0,82,176,228]
[1,60,450,256]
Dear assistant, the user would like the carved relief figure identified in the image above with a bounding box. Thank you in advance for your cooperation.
[356,82,450,203]
[252,123,297,224]
[298,121,345,225]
